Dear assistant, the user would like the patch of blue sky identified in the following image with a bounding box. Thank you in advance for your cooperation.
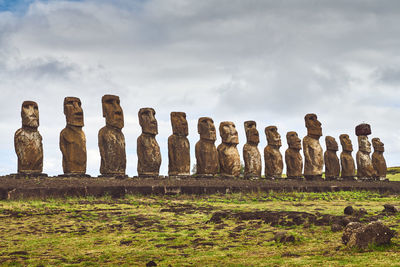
[0,0,84,14]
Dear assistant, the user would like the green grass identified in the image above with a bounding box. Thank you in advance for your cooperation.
[387,167,400,181]
[0,191,399,266]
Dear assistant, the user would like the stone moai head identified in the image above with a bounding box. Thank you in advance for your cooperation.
[358,135,371,153]
[219,121,239,144]
[198,117,216,141]
[340,134,353,152]
[305,113,322,138]
[139,108,158,135]
[287,131,301,150]
[171,112,188,136]
[102,95,124,129]
[372,137,384,152]
[265,126,281,147]
[325,136,338,151]
[21,101,39,129]
[64,97,84,127]
[244,120,259,145]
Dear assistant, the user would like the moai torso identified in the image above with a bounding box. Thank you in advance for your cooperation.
[195,117,219,176]
[218,121,240,177]
[324,136,340,179]
[264,126,283,178]
[303,114,323,178]
[98,95,126,176]
[14,101,43,174]
[168,112,190,176]
[372,138,386,178]
[60,97,87,175]
[243,121,261,178]
[339,134,355,179]
[137,108,161,176]
[285,131,303,178]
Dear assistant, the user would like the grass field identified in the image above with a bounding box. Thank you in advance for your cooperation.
[0,190,400,266]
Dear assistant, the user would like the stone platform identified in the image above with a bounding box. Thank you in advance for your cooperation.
[0,176,399,200]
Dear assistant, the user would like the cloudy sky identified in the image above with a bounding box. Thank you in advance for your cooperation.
[0,0,399,176]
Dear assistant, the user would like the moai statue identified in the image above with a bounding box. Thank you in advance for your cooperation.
[59,97,89,177]
[285,131,303,179]
[137,108,161,177]
[14,101,46,176]
[217,121,240,177]
[355,124,377,180]
[195,117,219,176]
[324,136,340,180]
[243,121,261,179]
[264,126,283,179]
[98,95,126,177]
[372,137,387,179]
[168,112,190,176]
[339,134,356,180]
[303,113,323,180]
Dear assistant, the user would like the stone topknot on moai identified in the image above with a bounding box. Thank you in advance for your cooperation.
[324,136,340,180]
[355,123,377,180]
[264,126,283,179]
[217,121,241,177]
[303,113,323,180]
[195,117,219,176]
[14,101,46,176]
[168,112,190,176]
[98,95,126,177]
[285,131,303,179]
[59,97,89,177]
[243,121,261,178]
[339,134,356,180]
[372,137,387,179]
[137,108,161,177]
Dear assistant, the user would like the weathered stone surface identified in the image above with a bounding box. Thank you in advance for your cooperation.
[243,121,261,178]
[217,121,240,177]
[195,117,219,176]
[355,123,371,136]
[356,135,377,179]
[168,112,190,176]
[264,126,283,178]
[342,221,395,248]
[324,136,340,179]
[98,95,126,176]
[372,137,387,179]
[285,131,303,179]
[303,113,323,179]
[14,101,44,175]
[340,134,356,180]
[382,204,398,213]
[60,97,87,176]
[137,108,161,177]
[344,206,354,215]
[274,231,296,243]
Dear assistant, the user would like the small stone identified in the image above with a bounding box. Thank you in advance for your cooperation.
[331,223,343,232]
[383,204,398,213]
[274,231,296,243]
[344,206,354,215]
[146,260,157,267]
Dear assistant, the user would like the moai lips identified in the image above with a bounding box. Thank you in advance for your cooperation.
[339,134,356,180]
[137,108,161,177]
[285,131,303,179]
[324,136,340,180]
[243,121,261,178]
[195,117,219,176]
[168,112,190,176]
[98,95,126,177]
[372,137,387,179]
[217,121,240,177]
[60,97,88,176]
[264,126,283,179]
[303,113,323,180]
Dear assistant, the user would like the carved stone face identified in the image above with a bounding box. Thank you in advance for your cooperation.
[244,121,259,145]
[372,137,384,152]
[286,131,301,150]
[171,112,188,136]
[358,135,371,153]
[64,97,84,127]
[325,136,338,151]
[265,126,281,147]
[219,121,239,144]
[340,134,353,152]
[102,95,124,129]
[198,117,216,141]
[305,113,322,137]
[139,108,158,135]
[21,101,39,128]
